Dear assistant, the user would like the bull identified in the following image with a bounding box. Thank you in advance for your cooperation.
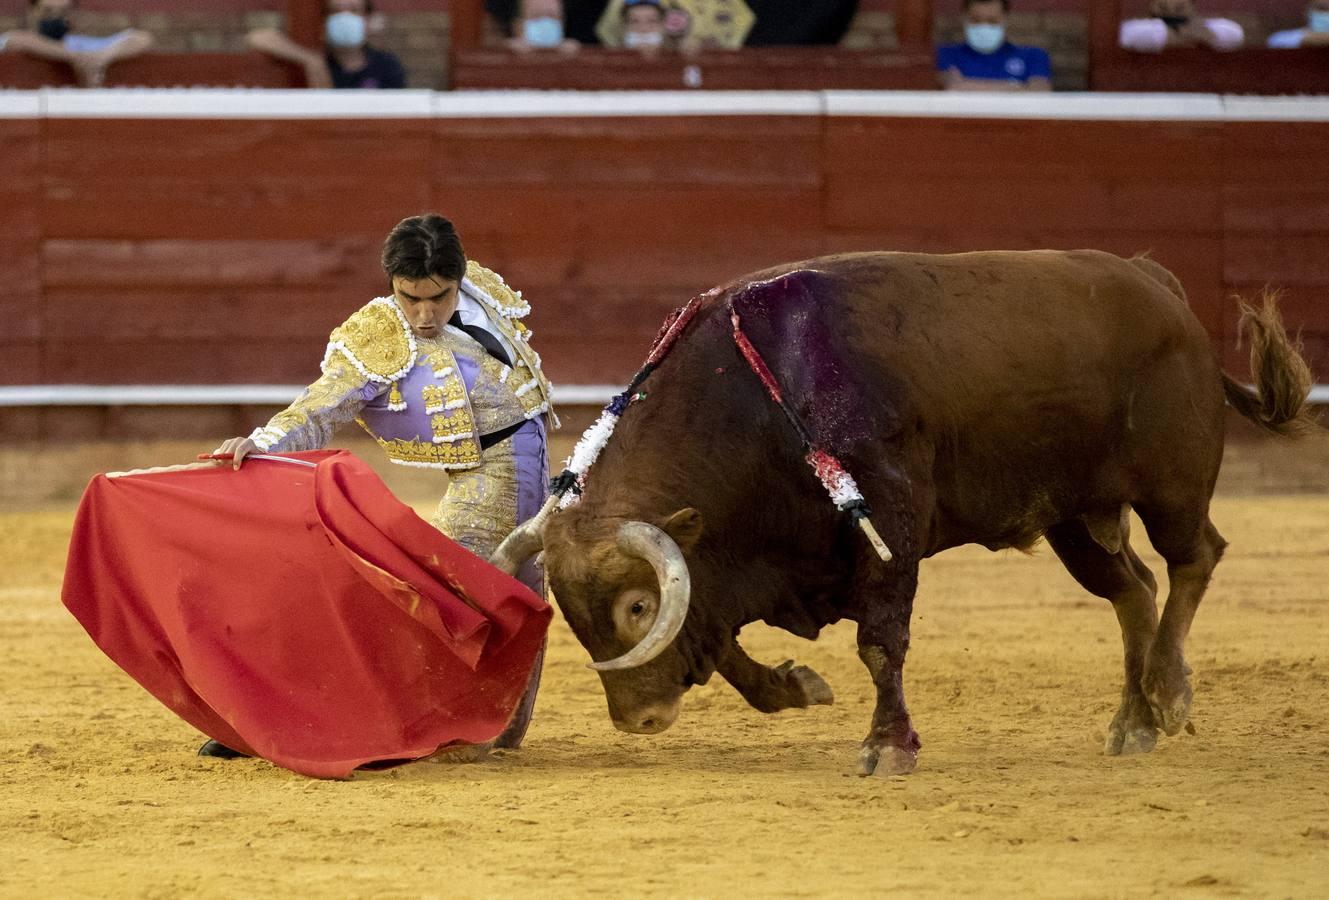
[494,250,1316,776]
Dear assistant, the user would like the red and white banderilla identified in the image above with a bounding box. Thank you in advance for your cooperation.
[729,308,893,564]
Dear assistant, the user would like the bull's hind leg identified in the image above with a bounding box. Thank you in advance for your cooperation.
[855,557,922,777]
[717,641,835,713]
[1046,516,1160,755]
[1136,508,1227,736]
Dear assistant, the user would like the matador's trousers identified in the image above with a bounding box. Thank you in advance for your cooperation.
[430,418,548,748]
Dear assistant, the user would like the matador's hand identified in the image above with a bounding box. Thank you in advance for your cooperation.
[211,437,258,470]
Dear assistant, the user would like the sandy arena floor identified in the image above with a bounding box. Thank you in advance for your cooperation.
[2,467,1328,896]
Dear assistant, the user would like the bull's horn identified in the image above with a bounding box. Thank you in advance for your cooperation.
[490,495,559,575]
[589,522,691,672]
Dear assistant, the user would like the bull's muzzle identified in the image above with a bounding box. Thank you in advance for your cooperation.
[611,699,681,735]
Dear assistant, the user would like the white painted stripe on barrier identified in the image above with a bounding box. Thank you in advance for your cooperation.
[38,88,821,119]
[436,90,823,118]
[553,384,622,405]
[0,383,624,406]
[0,384,1324,406]
[0,385,304,405]
[824,91,1232,121]
[1222,96,1329,122]
[42,87,437,119]
[0,92,42,118]
[0,88,1323,122]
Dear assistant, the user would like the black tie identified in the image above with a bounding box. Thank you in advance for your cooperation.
[448,313,511,367]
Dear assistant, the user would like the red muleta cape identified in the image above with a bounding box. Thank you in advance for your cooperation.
[61,450,552,778]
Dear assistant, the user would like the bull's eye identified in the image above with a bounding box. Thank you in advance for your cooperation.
[613,591,655,644]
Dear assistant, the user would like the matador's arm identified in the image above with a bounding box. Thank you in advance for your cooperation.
[249,349,383,453]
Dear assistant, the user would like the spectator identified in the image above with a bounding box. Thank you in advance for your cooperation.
[506,0,582,54]
[617,0,667,52]
[1268,0,1329,47]
[247,0,406,89]
[0,0,154,87]
[487,0,606,44]
[1119,0,1244,52]
[936,0,1052,92]
[744,0,857,46]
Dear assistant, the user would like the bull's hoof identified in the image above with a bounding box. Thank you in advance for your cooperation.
[1142,654,1194,737]
[775,660,834,707]
[1104,696,1158,756]
[1147,689,1192,738]
[857,743,918,777]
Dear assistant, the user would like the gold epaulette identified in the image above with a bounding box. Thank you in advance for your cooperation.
[323,298,417,384]
[464,261,532,320]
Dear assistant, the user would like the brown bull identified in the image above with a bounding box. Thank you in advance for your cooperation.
[495,250,1316,776]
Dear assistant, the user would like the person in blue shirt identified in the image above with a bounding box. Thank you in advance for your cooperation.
[936,0,1052,92]
[247,0,407,89]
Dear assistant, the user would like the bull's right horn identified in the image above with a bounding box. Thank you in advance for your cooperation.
[589,521,691,672]
[490,495,558,576]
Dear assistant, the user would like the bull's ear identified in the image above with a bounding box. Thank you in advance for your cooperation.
[660,507,704,552]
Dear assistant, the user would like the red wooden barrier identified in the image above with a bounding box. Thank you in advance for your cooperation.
[0,53,303,88]
[2,104,1328,390]
[0,117,42,385]
[450,47,937,91]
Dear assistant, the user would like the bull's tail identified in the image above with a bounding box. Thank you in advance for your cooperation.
[1222,292,1318,437]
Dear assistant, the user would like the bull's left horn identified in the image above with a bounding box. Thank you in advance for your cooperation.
[490,495,558,576]
[590,522,691,672]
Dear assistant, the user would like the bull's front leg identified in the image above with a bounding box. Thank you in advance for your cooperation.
[717,640,834,713]
[855,557,922,777]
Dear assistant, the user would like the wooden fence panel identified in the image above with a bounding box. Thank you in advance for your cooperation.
[0,119,42,384]
[3,110,1328,390]
[43,119,434,241]
[1221,122,1329,378]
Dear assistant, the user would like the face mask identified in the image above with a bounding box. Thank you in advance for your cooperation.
[523,16,564,48]
[1310,9,1329,32]
[964,23,1005,54]
[37,16,71,41]
[1157,14,1190,28]
[624,30,664,48]
[325,12,367,48]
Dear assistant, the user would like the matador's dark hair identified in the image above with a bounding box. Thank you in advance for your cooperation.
[381,214,466,286]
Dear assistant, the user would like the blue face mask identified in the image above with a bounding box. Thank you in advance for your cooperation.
[965,23,1006,54]
[523,16,564,47]
[325,12,366,48]
[1310,9,1329,32]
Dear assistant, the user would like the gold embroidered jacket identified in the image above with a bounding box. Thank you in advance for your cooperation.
[249,262,555,471]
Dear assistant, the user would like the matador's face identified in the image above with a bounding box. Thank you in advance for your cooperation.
[392,275,460,339]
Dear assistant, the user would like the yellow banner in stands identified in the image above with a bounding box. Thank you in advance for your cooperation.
[596,0,755,50]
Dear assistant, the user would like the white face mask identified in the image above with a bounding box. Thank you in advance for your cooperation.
[1310,9,1329,32]
[523,16,564,48]
[965,22,1006,54]
[326,12,366,48]
[624,30,664,48]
